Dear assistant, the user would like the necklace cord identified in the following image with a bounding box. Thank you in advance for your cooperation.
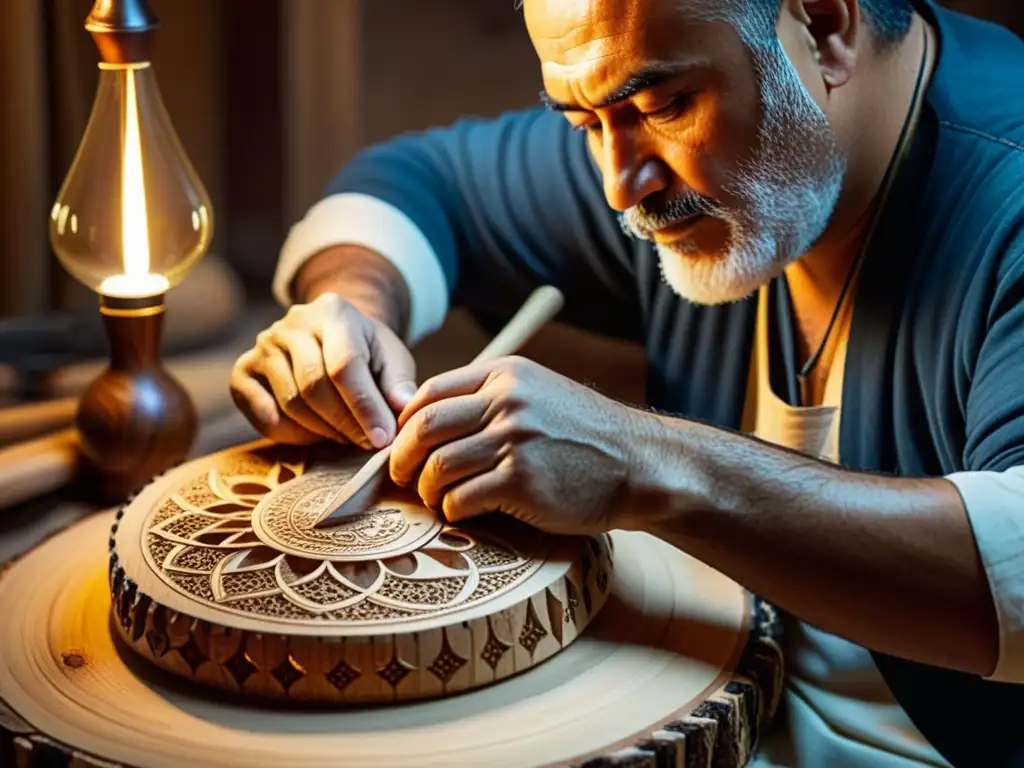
[797,25,931,381]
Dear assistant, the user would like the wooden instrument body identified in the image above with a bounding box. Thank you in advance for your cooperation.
[109,440,611,703]
[0,440,785,767]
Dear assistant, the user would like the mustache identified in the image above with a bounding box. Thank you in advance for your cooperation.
[619,192,720,240]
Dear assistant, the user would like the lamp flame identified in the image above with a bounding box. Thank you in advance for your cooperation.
[122,68,150,279]
[99,66,169,299]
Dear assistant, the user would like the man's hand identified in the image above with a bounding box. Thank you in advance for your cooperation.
[390,356,643,534]
[230,293,418,449]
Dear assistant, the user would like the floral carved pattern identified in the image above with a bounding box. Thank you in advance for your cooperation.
[141,457,545,627]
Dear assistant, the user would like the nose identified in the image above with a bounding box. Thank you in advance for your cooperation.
[600,129,669,212]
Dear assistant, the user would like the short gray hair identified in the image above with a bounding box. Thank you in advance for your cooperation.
[515,0,914,49]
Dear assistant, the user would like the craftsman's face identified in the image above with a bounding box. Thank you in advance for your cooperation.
[524,0,846,304]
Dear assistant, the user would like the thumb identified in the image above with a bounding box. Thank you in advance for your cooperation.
[370,325,418,412]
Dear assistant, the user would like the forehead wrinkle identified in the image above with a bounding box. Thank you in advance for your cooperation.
[536,18,633,98]
[533,0,739,108]
[535,19,634,63]
[541,48,619,81]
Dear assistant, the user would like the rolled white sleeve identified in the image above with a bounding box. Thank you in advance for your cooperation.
[947,465,1024,682]
[272,193,450,345]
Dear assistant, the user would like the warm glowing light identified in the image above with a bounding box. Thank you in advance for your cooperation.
[56,204,70,236]
[98,67,169,299]
[48,57,213,299]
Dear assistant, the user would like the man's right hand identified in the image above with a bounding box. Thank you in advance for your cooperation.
[229,292,418,450]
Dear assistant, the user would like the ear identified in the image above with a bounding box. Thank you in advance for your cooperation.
[789,0,859,91]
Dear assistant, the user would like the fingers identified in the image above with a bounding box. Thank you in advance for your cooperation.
[322,319,394,449]
[441,466,510,524]
[414,433,502,511]
[232,296,424,450]
[371,325,419,412]
[257,345,347,442]
[398,362,497,429]
[277,329,367,447]
[229,353,323,445]
[391,394,490,485]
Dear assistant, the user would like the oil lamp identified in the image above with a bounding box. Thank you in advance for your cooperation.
[48,0,214,500]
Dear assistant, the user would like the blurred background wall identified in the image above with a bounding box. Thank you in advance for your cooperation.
[0,0,1020,394]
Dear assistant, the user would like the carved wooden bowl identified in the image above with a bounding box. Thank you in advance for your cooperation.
[107,440,612,703]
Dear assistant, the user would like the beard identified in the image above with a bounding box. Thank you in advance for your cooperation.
[619,41,847,305]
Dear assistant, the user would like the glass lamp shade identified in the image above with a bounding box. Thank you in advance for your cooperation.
[49,62,213,300]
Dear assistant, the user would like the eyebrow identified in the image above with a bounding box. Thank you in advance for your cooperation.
[540,62,696,112]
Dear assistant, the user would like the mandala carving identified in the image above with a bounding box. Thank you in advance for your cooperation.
[139,455,546,626]
[250,471,444,560]
[110,443,614,704]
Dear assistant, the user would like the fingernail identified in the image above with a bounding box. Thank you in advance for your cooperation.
[369,427,388,448]
[391,382,417,407]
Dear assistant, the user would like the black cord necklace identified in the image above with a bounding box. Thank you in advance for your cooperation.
[786,27,931,401]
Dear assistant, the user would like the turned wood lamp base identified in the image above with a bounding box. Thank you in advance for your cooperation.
[75,293,197,502]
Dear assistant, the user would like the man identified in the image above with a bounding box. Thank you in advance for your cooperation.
[230,0,1024,764]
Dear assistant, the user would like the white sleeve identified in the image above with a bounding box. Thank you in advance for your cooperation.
[272,192,450,346]
[947,465,1024,682]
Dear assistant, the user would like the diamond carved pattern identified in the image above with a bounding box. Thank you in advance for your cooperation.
[481,620,512,671]
[131,596,150,643]
[146,629,169,658]
[564,580,580,626]
[174,637,207,675]
[224,646,258,688]
[545,588,564,645]
[377,654,414,689]
[327,659,361,692]
[518,602,548,655]
[271,655,306,694]
[427,633,467,685]
[596,567,609,594]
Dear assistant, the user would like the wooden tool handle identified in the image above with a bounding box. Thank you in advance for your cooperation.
[0,397,78,448]
[315,286,564,526]
[472,285,565,363]
[0,429,79,510]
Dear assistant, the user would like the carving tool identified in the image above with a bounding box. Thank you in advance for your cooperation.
[314,285,565,528]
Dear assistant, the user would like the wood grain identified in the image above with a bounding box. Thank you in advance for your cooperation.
[0,398,78,447]
[75,309,197,503]
[0,507,782,767]
[281,0,362,224]
[0,429,79,510]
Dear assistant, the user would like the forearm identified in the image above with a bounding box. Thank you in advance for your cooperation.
[319,110,644,342]
[292,245,411,336]
[630,415,999,676]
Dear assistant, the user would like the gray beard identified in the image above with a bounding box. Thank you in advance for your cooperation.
[620,39,847,305]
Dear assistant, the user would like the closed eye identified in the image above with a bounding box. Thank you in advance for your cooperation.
[645,92,696,124]
[569,91,696,136]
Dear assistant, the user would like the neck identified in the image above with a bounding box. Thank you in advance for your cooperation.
[785,13,936,363]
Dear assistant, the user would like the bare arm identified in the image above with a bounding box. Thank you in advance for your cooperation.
[292,244,411,337]
[231,245,418,449]
[631,415,1000,676]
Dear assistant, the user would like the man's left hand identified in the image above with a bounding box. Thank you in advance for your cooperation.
[390,356,644,534]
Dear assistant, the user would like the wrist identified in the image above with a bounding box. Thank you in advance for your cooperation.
[292,245,411,335]
[616,412,718,535]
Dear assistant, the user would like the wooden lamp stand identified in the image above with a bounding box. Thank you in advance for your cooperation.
[0,0,214,512]
[75,293,196,502]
